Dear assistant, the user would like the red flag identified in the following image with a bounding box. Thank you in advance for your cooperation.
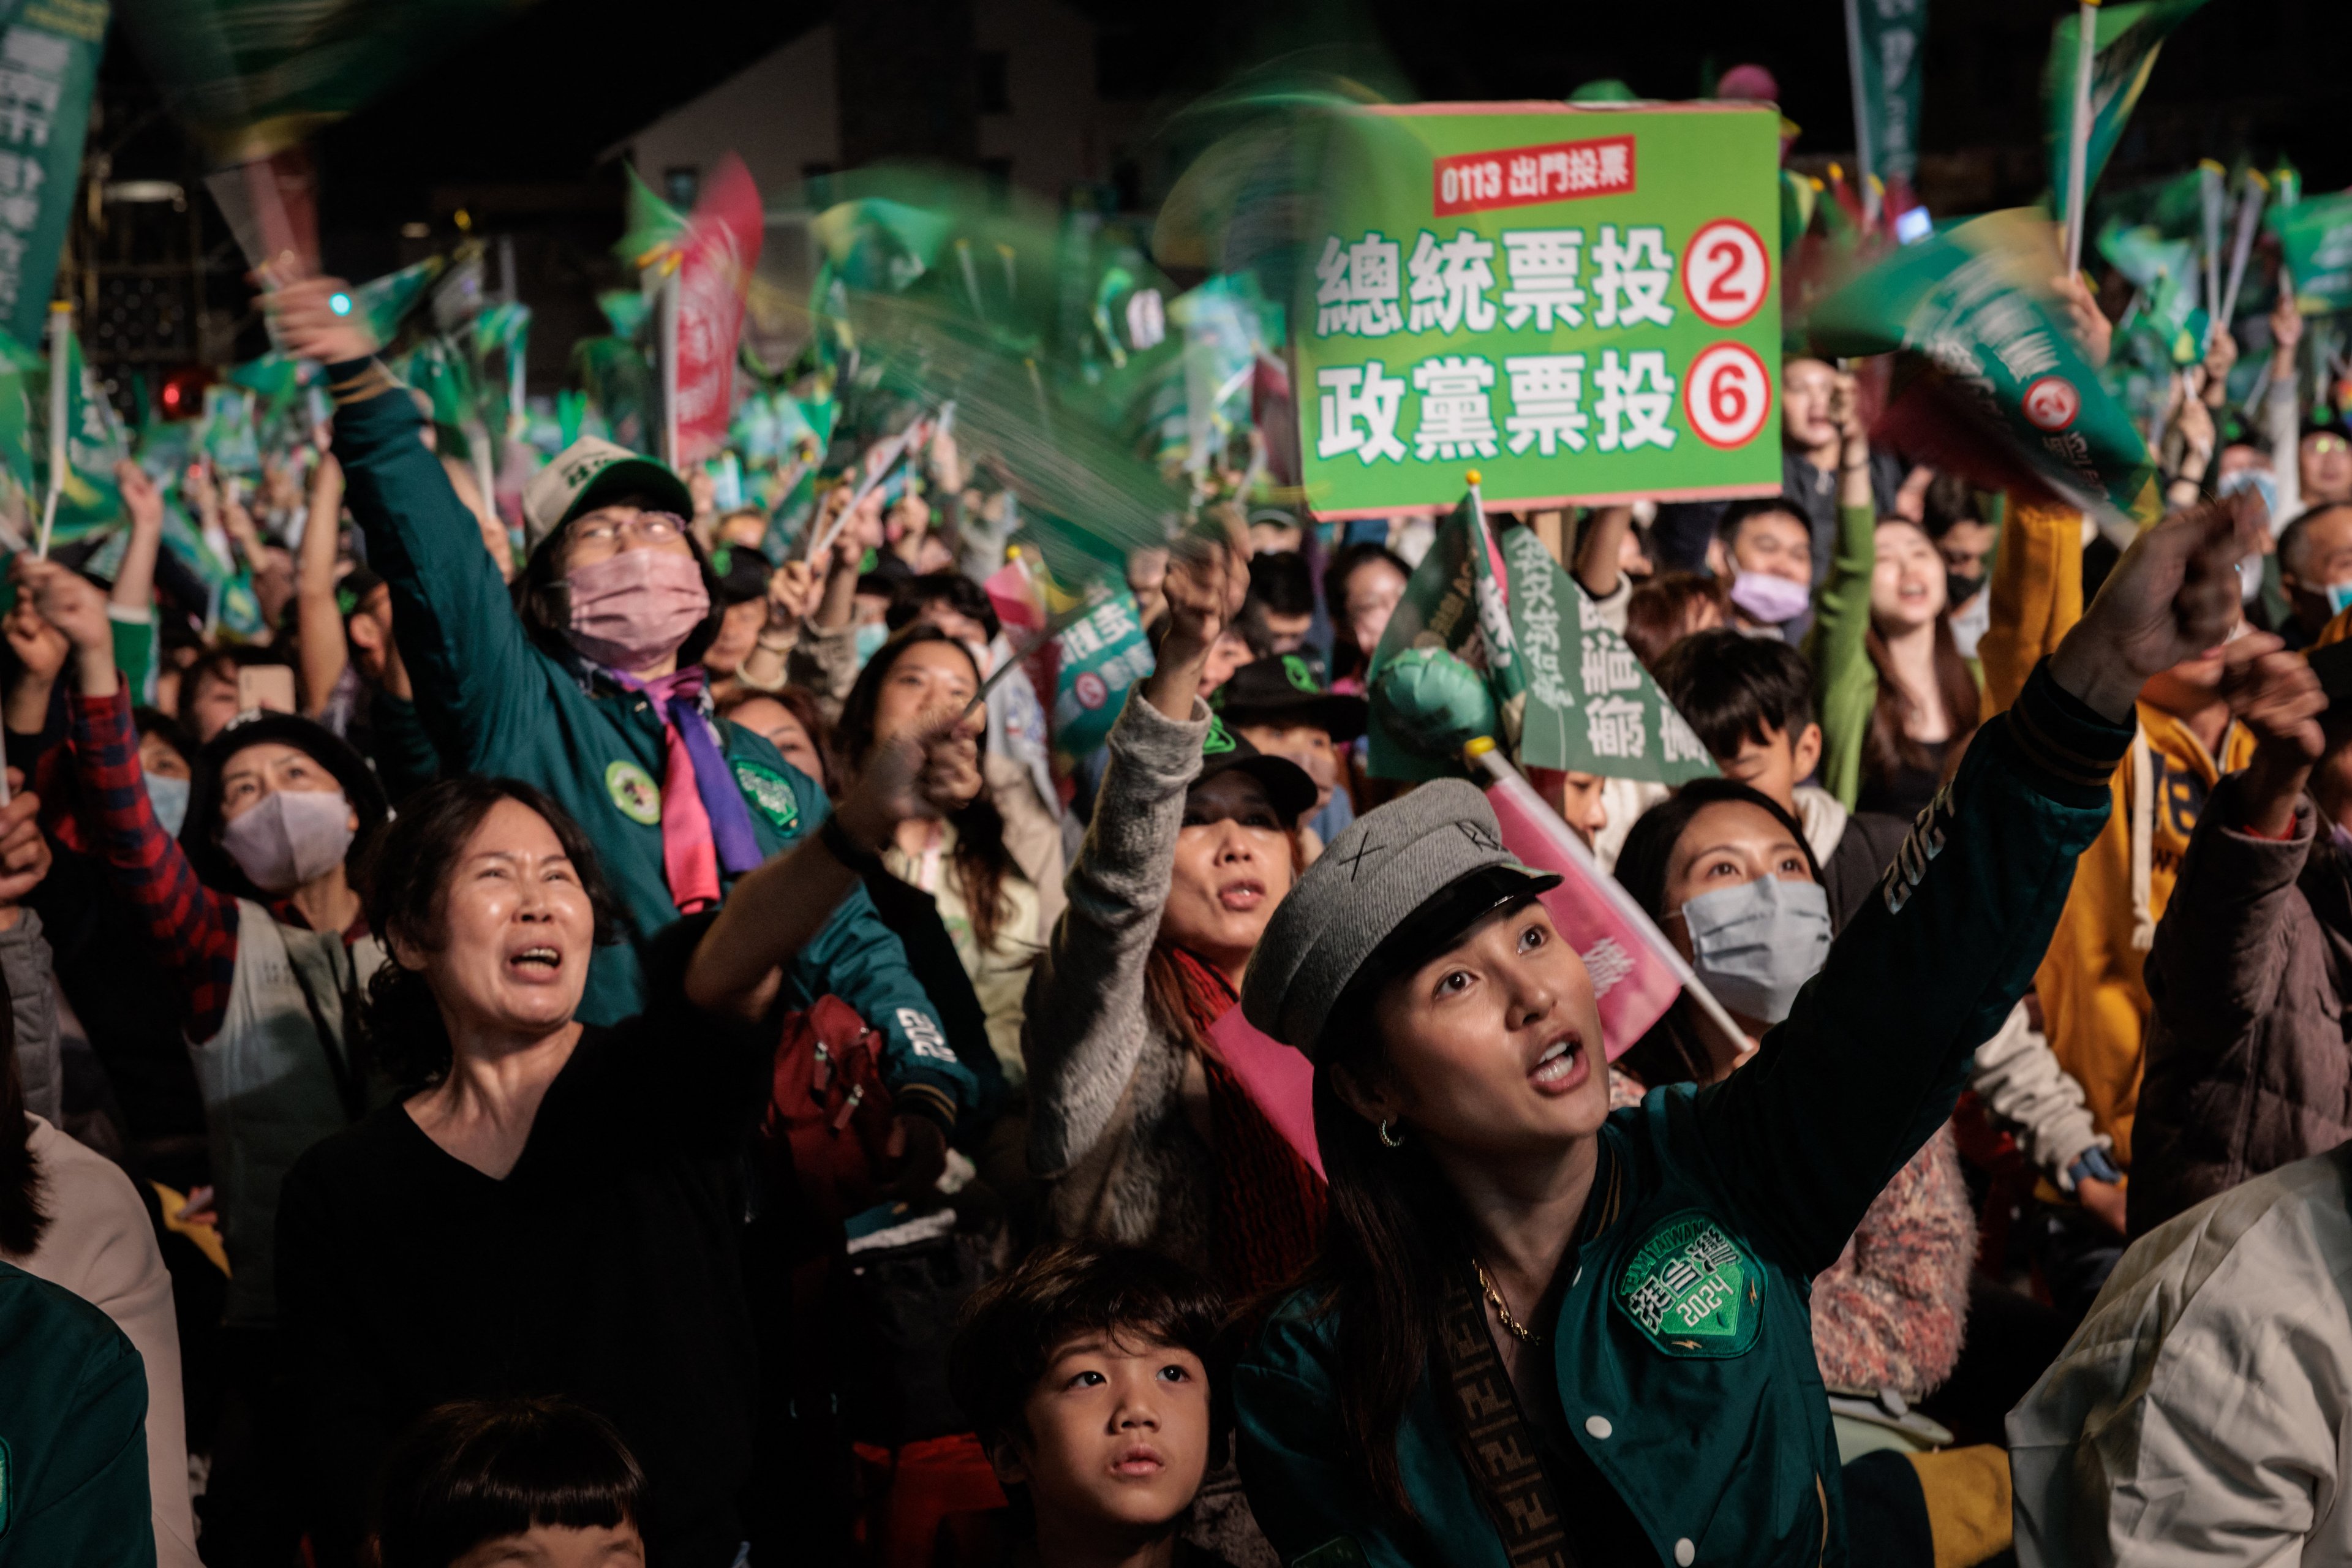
[1208,1006,1324,1180]
[670,153,763,466]
[1477,748,1694,1060]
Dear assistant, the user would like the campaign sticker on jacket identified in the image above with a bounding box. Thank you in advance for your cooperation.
[1613,1209,1762,1358]
[605,760,662,825]
[732,759,802,837]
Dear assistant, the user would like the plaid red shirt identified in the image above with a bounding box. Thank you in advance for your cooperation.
[69,687,243,1042]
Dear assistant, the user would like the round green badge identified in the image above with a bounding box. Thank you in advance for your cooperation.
[605,760,662,825]
[732,760,802,835]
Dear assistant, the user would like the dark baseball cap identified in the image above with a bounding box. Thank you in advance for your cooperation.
[1216,654,1368,743]
[1196,711,1319,827]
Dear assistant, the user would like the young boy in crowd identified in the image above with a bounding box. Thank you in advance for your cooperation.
[1651,627,1910,929]
[951,1242,1245,1568]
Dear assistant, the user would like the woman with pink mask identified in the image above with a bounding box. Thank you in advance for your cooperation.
[263,277,977,1178]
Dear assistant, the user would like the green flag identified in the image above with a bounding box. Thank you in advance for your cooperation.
[1846,0,1928,195]
[197,382,260,474]
[1497,520,1716,783]
[1811,208,2158,529]
[39,328,127,541]
[0,3,104,347]
[1364,488,1526,782]
[350,258,442,351]
[2044,0,2210,224]
[2270,191,2352,316]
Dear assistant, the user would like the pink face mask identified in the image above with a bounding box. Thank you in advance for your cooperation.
[565,549,710,672]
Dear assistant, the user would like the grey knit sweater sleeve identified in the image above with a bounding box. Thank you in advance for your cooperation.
[1022,687,1210,1177]
[0,909,59,1125]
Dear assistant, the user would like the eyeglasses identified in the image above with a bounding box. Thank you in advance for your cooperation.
[570,510,685,546]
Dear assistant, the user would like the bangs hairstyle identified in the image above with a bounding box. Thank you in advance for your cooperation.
[1863,518,1980,793]
[834,624,1023,953]
[949,1241,1230,1451]
[356,777,623,1091]
[1611,778,1823,1090]
[370,1398,644,1568]
[1651,628,1816,758]
[1623,570,1733,673]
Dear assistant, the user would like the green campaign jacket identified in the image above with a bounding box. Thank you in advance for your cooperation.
[1236,663,2130,1568]
[0,1262,154,1567]
[330,377,972,1126]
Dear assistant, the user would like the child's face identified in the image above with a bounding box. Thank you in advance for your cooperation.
[1713,721,1821,816]
[448,1521,645,1568]
[1000,1332,1212,1542]
[1235,721,1338,811]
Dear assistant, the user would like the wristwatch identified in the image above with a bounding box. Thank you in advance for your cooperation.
[2066,1145,2122,1190]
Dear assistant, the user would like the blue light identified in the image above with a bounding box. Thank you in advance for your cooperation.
[328,292,353,316]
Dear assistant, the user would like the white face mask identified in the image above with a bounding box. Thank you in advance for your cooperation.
[220,787,355,892]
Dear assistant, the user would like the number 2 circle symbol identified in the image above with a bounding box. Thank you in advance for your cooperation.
[1684,342,1772,449]
[1683,219,1770,328]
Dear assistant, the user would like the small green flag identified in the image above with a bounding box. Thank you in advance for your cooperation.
[1498,521,1716,784]
[1811,208,2158,528]
[2269,191,2352,316]
[2045,0,2211,224]
[1364,488,1527,782]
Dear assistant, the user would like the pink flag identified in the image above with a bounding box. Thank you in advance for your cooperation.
[1208,1006,1324,1180]
[670,154,763,466]
[1477,750,1694,1060]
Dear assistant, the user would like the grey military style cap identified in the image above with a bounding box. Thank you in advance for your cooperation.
[1240,777,1559,1059]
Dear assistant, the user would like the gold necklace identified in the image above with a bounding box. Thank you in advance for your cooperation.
[1475,1259,1546,1346]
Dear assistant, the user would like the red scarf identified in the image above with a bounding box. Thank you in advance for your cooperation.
[1166,947,1327,1300]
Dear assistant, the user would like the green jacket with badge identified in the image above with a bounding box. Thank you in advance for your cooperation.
[1235,665,2131,1567]
[329,379,974,1126]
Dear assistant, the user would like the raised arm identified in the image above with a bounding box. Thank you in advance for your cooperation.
[108,459,166,704]
[1701,494,2254,1273]
[266,277,542,772]
[2267,289,2304,526]
[293,453,348,718]
[1978,497,2084,720]
[1023,532,1245,1175]
[13,556,243,1042]
[1806,371,1880,809]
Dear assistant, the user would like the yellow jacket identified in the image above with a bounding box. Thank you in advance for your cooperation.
[1980,500,2255,1177]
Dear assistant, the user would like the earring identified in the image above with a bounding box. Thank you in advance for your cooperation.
[1378,1118,1405,1149]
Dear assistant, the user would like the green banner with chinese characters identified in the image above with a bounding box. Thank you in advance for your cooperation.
[0,1,106,349]
[1497,521,1716,783]
[1848,0,1928,192]
[1295,103,1784,519]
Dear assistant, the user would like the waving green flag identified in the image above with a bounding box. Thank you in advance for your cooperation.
[1364,487,1525,782]
[39,328,129,541]
[2271,191,2352,316]
[2044,0,2210,224]
[1812,207,2158,532]
[1498,521,1715,783]
[0,2,108,348]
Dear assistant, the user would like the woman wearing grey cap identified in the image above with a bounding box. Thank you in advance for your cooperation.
[1229,497,2257,1568]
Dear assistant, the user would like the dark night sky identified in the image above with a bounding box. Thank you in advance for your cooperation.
[178,0,2352,223]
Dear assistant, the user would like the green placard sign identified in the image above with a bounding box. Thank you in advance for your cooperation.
[1294,102,1784,519]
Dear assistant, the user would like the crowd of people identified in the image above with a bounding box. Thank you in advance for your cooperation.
[2,200,2351,1568]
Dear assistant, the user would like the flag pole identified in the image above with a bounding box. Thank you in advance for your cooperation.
[2063,0,2100,276]
[1464,739,1752,1066]
[37,300,70,559]
[657,258,681,469]
[2213,172,2268,352]
[1842,0,1880,227]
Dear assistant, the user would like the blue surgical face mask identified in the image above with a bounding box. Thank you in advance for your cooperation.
[2328,582,2352,618]
[1677,875,1833,1026]
[854,620,889,667]
[145,774,189,838]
